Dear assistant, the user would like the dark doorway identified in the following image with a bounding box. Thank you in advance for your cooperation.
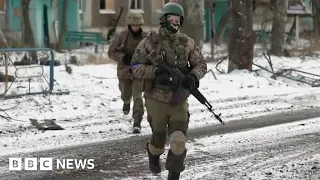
[43,5,50,47]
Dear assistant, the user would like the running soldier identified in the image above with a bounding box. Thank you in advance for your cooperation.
[130,3,207,180]
[108,12,149,133]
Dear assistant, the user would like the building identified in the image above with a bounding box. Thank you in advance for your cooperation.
[0,0,179,47]
[203,0,314,42]
[0,0,79,48]
[0,0,6,29]
[80,0,178,35]
[0,0,314,48]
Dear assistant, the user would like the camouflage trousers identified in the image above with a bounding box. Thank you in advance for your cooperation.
[118,79,144,124]
[145,97,190,156]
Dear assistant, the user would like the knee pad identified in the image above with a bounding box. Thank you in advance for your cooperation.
[148,141,164,155]
[169,131,186,155]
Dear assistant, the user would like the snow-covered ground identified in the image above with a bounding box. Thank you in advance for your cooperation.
[129,117,320,180]
[1,45,320,157]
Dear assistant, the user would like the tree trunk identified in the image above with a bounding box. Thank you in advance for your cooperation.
[227,0,254,72]
[22,0,35,47]
[56,0,68,51]
[177,0,204,48]
[313,0,320,45]
[270,0,288,56]
[22,0,37,62]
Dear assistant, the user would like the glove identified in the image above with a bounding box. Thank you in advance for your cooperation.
[155,66,172,86]
[123,54,132,65]
[182,73,198,89]
[155,66,167,76]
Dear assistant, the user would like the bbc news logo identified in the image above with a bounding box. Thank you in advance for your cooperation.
[9,158,95,171]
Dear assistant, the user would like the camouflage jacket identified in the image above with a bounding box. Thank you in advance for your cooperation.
[130,28,207,103]
[108,29,148,79]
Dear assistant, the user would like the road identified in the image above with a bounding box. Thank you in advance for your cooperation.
[0,107,320,180]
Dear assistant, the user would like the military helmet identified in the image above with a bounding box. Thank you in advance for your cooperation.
[159,3,184,26]
[126,12,144,25]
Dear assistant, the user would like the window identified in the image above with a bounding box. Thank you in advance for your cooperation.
[78,0,83,13]
[0,0,6,13]
[129,0,143,11]
[100,0,115,14]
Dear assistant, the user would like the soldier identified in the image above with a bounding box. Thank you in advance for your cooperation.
[108,12,149,134]
[130,3,207,180]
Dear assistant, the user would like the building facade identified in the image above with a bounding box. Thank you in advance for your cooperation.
[80,0,178,35]
[203,0,314,42]
[0,0,79,48]
[0,0,314,48]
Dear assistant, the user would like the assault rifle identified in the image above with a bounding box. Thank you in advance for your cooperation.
[107,6,124,41]
[159,52,224,124]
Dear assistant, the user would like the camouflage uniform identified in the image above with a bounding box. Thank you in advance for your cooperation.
[130,3,207,180]
[108,12,149,133]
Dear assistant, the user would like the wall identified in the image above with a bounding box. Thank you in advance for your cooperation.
[86,0,153,36]
[29,0,42,47]
[78,0,86,31]
[151,0,178,26]
[209,0,314,42]
[83,0,92,28]
[0,0,10,32]
[5,0,55,47]
[58,0,78,32]
[0,4,7,29]
[42,0,55,45]
[8,0,22,31]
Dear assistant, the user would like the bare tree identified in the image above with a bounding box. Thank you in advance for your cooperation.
[22,0,36,48]
[270,0,288,56]
[227,0,254,72]
[177,0,204,47]
[56,0,68,52]
[21,0,38,62]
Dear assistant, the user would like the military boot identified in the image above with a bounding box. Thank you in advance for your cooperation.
[165,149,187,180]
[146,142,162,174]
[122,103,130,115]
[132,123,141,134]
[168,171,180,180]
[132,117,142,134]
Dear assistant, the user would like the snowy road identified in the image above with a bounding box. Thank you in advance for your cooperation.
[0,108,320,180]
[2,61,320,157]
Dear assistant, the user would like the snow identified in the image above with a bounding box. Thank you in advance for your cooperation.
[249,154,320,180]
[126,117,320,180]
[0,44,320,158]
[185,117,320,180]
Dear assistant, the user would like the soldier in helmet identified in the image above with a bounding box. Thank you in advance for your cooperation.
[130,3,207,180]
[108,12,149,134]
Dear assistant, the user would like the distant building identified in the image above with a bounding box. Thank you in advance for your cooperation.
[1,0,79,48]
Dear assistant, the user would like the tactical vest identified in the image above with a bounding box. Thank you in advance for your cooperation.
[151,31,190,74]
[118,30,146,57]
[146,31,190,91]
